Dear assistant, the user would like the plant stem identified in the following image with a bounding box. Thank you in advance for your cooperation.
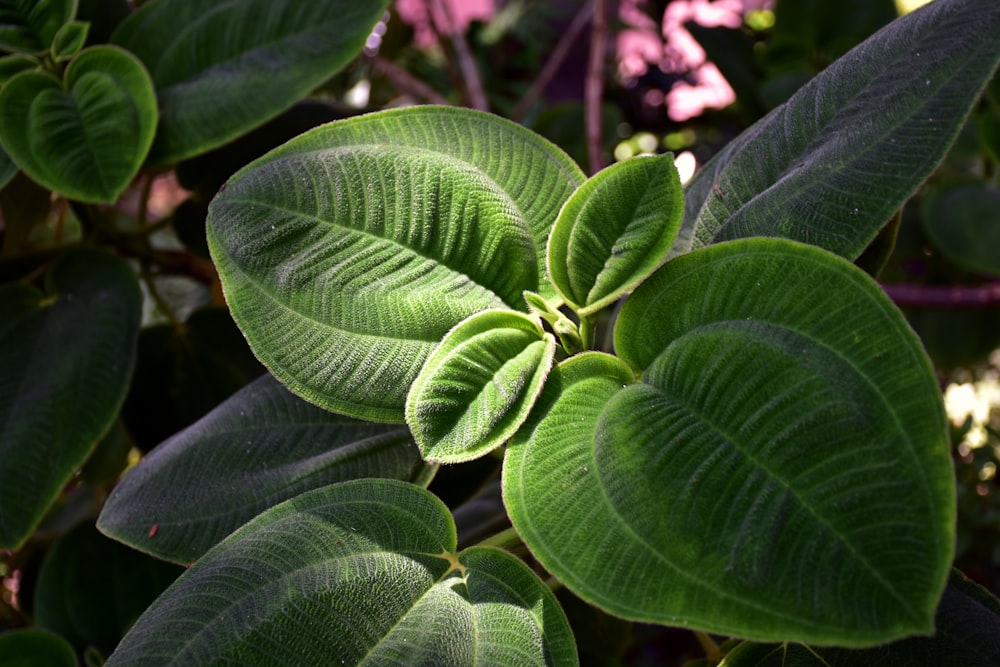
[694,631,723,664]
[434,0,488,111]
[476,526,521,550]
[140,261,182,328]
[586,0,608,175]
[369,55,450,105]
[579,314,596,351]
[881,281,1000,308]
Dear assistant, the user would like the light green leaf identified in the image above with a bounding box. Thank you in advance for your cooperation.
[548,154,683,316]
[0,249,141,549]
[0,45,157,203]
[921,182,1000,277]
[98,373,432,565]
[0,629,78,667]
[406,309,556,463]
[50,19,87,60]
[507,238,954,645]
[679,0,1000,260]
[0,0,75,54]
[208,106,584,421]
[106,479,577,667]
[110,0,389,165]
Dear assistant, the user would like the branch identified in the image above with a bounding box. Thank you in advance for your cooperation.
[368,55,450,105]
[434,0,489,111]
[586,0,608,174]
[511,2,595,122]
[881,282,1000,308]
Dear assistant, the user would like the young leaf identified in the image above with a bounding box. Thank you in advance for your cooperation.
[548,154,683,316]
[208,106,584,421]
[406,310,556,463]
[0,250,141,549]
[0,45,157,203]
[110,0,390,165]
[50,19,87,60]
[679,0,1000,260]
[0,0,76,54]
[105,479,577,667]
[509,238,954,646]
[98,373,432,564]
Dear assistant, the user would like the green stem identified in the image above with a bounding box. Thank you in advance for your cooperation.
[475,526,521,550]
[694,631,723,664]
[579,314,596,351]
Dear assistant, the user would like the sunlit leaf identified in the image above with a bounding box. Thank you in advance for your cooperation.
[106,480,577,666]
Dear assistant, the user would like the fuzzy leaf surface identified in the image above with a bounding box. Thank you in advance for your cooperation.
[208,106,584,421]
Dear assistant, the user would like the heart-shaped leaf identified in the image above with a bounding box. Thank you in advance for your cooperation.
[0,0,75,54]
[679,0,1000,260]
[0,45,157,203]
[106,479,577,666]
[0,250,141,549]
[208,106,584,421]
[110,0,389,165]
[921,182,1000,276]
[548,154,683,316]
[99,373,432,564]
[507,238,954,645]
[406,310,556,463]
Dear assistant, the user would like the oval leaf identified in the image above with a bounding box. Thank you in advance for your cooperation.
[207,106,584,421]
[406,310,556,463]
[106,479,577,666]
[921,182,1000,276]
[0,45,157,203]
[548,154,683,315]
[110,0,389,165]
[0,0,75,54]
[99,373,432,564]
[0,250,141,549]
[679,0,1000,260]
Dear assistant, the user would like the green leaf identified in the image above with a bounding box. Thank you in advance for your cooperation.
[34,522,183,658]
[406,310,556,463]
[0,0,75,54]
[720,571,1000,666]
[508,238,954,645]
[679,0,1000,260]
[208,106,585,421]
[0,629,78,667]
[50,19,87,60]
[106,479,577,666]
[921,182,1000,277]
[0,52,37,84]
[99,373,432,565]
[0,141,16,189]
[0,249,141,549]
[110,0,389,165]
[548,154,683,316]
[0,45,157,203]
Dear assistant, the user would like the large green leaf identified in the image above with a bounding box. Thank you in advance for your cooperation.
[548,154,683,316]
[679,0,1000,260]
[110,0,389,165]
[0,249,141,549]
[0,45,157,203]
[208,106,585,421]
[406,309,556,463]
[106,479,577,666]
[34,522,183,657]
[720,571,1000,666]
[0,0,75,54]
[507,238,954,645]
[99,373,432,565]
[0,629,78,667]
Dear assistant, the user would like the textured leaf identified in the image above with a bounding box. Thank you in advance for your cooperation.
[0,0,75,54]
[548,154,683,316]
[111,0,389,165]
[921,182,1000,277]
[720,571,1000,666]
[208,106,584,421]
[0,45,157,203]
[0,629,78,667]
[50,19,87,60]
[106,479,577,666]
[507,238,954,645]
[406,310,556,463]
[99,373,432,564]
[679,0,1000,260]
[0,250,141,549]
[34,522,183,657]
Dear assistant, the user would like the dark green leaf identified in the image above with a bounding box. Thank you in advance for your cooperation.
[106,480,576,666]
[921,182,1000,276]
[680,0,1000,260]
[111,0,389,165]
[0,629,78,667]
[0,250,141,549]
[100,373,432,564]
[50,19,87,60]
[0,0,75,54]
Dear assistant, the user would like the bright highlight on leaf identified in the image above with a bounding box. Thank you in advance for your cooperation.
[106,480,577,667]
[507,238,954,646]
[548,154,684,316]
[406,309,556,463]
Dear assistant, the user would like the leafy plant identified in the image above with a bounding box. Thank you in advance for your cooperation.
[2,0,1000,665]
